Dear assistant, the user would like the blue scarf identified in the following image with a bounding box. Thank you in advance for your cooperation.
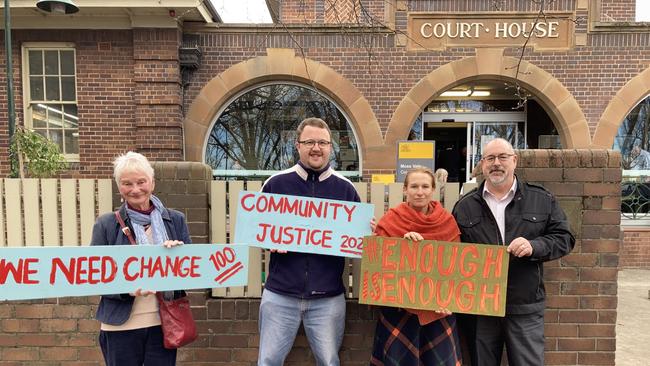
[126,195,169,245]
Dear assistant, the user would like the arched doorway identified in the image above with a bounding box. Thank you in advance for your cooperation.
[376,50,591,172]
[412,80,559,182]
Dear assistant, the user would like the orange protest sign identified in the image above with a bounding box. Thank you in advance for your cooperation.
[358,236,509,317]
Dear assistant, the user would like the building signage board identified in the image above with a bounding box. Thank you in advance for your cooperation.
[234,191,374,258]
[359,236,509,317]
[396,140,435,182]
[408,12,574,51]
[0,244,249,301]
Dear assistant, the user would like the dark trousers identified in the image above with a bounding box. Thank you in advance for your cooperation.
[458,311,544,366]
[99,325,176,366]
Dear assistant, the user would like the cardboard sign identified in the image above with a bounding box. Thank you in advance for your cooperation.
[234,191,374,258]
[359,236,509,317]
[0,244,248,301]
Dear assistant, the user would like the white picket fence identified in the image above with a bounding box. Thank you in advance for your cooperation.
[0,178,476,299]
[0,179,112,247]
[208,181,475,299]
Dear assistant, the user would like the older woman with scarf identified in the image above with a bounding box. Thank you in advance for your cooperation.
[90,151,191,366]
[370,167,463,366]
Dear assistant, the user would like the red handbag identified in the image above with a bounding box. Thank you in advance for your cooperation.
[156,292,198,349]
[114,211,198,349]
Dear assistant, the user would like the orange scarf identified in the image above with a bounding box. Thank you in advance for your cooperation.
[375,201,461,325]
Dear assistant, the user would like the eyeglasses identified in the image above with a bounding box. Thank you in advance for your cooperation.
[298,139,332,148]
[482,153,515,163]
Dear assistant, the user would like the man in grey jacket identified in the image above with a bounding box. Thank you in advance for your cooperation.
[452,138,575,366]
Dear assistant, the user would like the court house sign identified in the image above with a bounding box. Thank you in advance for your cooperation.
[408,13,574,51]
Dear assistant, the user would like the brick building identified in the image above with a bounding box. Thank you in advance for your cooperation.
[0,0,648,364]
[2,0,648,262]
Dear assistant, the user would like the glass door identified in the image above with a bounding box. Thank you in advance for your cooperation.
[470,121,526,174]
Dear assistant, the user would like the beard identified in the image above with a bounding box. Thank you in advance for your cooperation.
[487,168,509,186]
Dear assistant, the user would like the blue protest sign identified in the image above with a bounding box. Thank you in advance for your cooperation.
[233,191,374,258]
[0,244,248,301]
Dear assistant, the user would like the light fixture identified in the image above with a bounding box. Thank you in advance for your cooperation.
[440,90,472,97]
[36,0,79,14]
[439,90,491,97]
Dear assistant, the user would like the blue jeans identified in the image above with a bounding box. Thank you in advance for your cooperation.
[99,325,176,366]
[258,290,345,366]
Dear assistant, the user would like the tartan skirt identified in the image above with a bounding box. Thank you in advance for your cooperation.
[370,307,462,366]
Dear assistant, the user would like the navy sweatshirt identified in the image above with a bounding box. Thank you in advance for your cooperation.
[261,162,361,299]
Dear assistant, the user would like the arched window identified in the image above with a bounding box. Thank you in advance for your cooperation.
[204,83,361,178]
[613,95,650,222]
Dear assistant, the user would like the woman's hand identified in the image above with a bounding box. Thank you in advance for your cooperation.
[130,288,156,297]
[403,232,424,241]
[163,240,183,248]
[269,248,288,254]
[370,217,377,233]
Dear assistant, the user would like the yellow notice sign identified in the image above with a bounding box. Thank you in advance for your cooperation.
[371,174,395,184]
[398,141,434,159]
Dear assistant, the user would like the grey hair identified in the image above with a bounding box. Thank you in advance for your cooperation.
[485,137,515,153]
[113,151,154,184]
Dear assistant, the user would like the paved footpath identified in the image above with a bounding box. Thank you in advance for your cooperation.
[616,269,650,366]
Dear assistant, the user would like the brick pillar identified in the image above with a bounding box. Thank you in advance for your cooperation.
[516,149,620,365]
[133,29,184,161]
[151,161,211,244]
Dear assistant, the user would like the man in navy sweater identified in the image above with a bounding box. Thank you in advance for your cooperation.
[257,118,361,366]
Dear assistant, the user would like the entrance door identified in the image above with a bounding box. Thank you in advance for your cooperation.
[422,112,526,182]
[471,122,522,172]
[424,122,466,183]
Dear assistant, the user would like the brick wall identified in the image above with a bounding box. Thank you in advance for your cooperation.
[281,0,385,24]
[620,229,650,268]
[600,0,637,22]
[515,149,621,365]
[0,151,621,365]
[0,3,648,179]
[0,28,182,178]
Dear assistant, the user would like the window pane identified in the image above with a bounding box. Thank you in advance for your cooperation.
[34,129,48,139]
[44,51,59,75]
[30,76,44,101]
[60,51,75,75]
[32,104,48,128]
[61,76,76,101]
[614,96,650,220]
[49,129,63,149]
[63,105,78,128]
[615,97,650,170]
[65,129,79,154]
[47,105,64,129]
[28,50,43,75]
[205,84,359,176]
[45,76,60,101]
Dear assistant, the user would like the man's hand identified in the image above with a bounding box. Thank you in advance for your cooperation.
[269,248,288,254]
[370,217,377,233]
[507,237,534,257]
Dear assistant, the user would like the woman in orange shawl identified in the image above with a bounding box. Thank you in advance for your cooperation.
[370,167,462,366]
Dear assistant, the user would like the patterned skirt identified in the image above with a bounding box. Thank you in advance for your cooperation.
[370,307,462,366]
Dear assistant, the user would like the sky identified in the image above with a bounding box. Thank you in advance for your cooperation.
[211,0,273,23]
[638,1,650,21]
[210,1,650,23]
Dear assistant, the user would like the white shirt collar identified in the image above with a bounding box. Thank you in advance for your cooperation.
[483,177,518,201]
